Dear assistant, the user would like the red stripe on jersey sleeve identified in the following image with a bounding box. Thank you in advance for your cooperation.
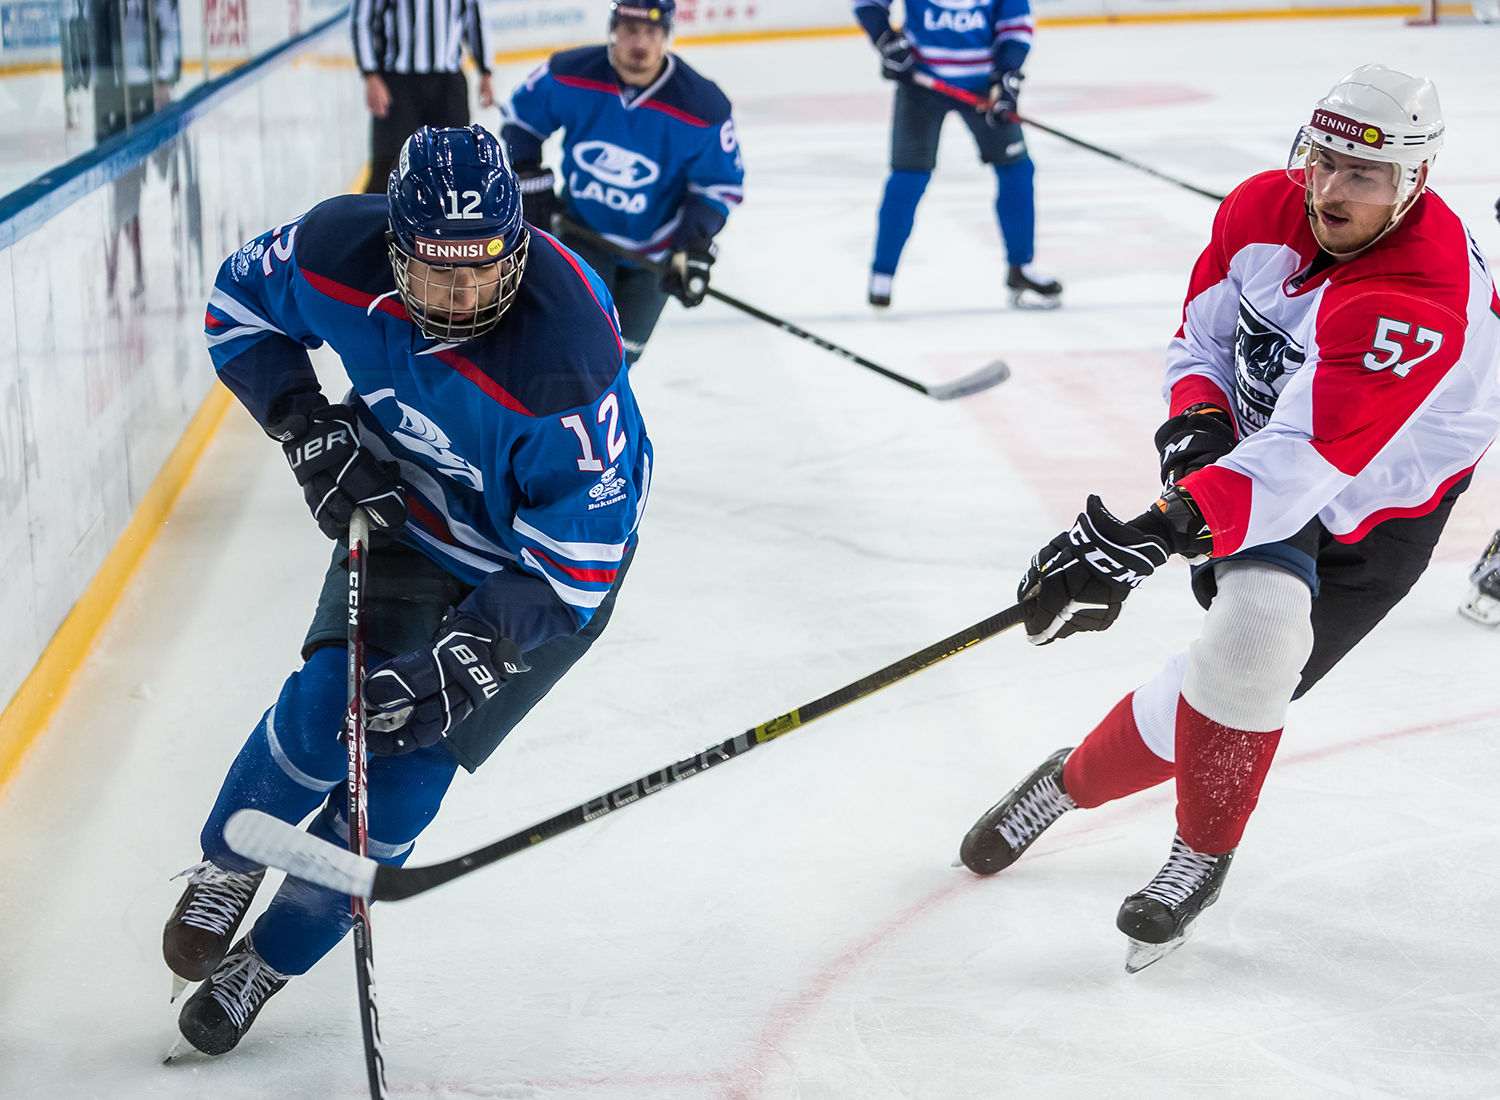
[1178,465,1254,557]
[1168,375,1234,417]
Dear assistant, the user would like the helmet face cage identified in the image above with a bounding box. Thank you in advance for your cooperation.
[388,232,528,343]
[387,125,530,342]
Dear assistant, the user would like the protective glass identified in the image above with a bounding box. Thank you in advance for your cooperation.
[389,232,528,342]
[1285,128,1400,207]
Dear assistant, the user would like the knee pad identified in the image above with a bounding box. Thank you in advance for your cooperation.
[265,647,350,789]
[1183,562,1313,732]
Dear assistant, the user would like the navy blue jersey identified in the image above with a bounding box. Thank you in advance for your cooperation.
[853,0,1034,90]
[205,194,652,653]
[501,45,744,258]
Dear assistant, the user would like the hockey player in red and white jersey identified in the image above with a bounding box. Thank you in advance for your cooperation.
[956,65,1500,972]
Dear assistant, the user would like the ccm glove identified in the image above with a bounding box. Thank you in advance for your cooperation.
[363,611,530,755]
[1154,403,1237,485]
[987,69,1022,124]
[277,404,406,540]
[875,29,915,82]
[661,248,713,307]
[1018,495,1169,645]
[515,163,562,231]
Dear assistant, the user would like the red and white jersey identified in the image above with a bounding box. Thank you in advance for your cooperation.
[1167,170,1500,557]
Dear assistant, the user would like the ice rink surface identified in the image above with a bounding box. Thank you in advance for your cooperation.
[3,17,1499,1100]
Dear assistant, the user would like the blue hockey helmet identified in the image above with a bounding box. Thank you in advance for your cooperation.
[609,0,675,33]
[387,125,529,342]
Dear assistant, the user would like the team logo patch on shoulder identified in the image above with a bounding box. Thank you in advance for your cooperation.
[588,464,628,510]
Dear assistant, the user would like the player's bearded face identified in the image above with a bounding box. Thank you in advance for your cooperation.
[610,21,667,84]
[1303,147,1403,255]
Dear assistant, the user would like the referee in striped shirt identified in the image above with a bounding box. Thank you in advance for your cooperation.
[353,0,494,194]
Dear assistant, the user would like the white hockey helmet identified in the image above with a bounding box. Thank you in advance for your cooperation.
[1287,64,1444,207]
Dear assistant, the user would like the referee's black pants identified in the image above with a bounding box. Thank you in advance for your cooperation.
[363,71,470,194]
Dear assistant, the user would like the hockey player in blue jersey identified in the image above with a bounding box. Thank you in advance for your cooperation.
[161,125,652,1056]
[500,0,744,364]
[854,0,1062,310]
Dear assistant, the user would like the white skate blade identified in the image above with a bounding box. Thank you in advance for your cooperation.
[1123,930,1191,973]
[224,809,378,898]
[1008,288,1062,311]
[169,973,188,1003]
[163,1035,194,1064]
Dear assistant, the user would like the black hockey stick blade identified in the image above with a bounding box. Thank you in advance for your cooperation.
[922,359,1011,401]
[227,602,1028,903]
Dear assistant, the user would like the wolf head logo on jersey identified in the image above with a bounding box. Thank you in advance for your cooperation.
[1234,301,1307,429]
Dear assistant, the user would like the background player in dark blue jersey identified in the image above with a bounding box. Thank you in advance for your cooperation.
[161,125,652,1057]
[854,0,1062,310]
[499,0,744,364]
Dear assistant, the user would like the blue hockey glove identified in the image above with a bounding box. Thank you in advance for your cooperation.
[363,611,529,755]
[987,70,1022,125]
[661,248,713,307]
[1018,495,1169,645]
[276,404,406,540]
[1154,404,1237,485]
[876,29,915,82]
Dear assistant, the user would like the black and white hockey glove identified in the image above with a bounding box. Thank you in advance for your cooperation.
[363,611,530,755]
[1019,495,1170,645]
[987,69,1022,125]
[875,29,915,82]
[661,248,713,307]
[1154,403,1237,485]
[515,163,562,231]
[276,404,407,540]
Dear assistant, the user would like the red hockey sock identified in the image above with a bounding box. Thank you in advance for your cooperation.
[1062,692,1176,809]
[1174,696,1282,854]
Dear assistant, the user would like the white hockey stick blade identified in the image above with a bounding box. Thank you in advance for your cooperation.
[924,359,1011,401]
[223,809,378,899]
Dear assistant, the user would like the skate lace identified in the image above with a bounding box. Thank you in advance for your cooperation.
[172,861,261,935]
[1139,836,1222,907]
[996,774,1076,849]
[209,945,287,1030]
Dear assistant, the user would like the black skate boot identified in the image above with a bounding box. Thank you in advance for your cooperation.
[959,747,1076,874]
[1006,263,1062,309]
[1458,528,1500,625]
[868,272,893,308]
[163,859,266,992]
[175,936,288,1056]
[1116,831,1234,973]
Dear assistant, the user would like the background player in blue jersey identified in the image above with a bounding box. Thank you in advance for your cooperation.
[161,125,652,1056]
[499,0,744,364]
[854,0,1062,310]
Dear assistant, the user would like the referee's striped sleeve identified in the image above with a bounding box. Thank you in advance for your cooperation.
[463,0,489,74]
[351,0,386,73]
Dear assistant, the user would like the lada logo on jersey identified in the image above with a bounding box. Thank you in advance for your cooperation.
[925,0,987,31]
[587,464,627,510]
[573,142,661,190]
[1311,109,1385,149]
[1233,300,1306,431]
[368,391,484,491]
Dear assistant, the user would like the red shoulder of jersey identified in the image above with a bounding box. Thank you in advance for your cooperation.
[1306,194,1472,475]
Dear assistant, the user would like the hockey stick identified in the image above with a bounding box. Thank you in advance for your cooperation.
[911,73,1228,204]
[344,509,389,1100]
[553,216,1010,401]
[225,601,1029,902]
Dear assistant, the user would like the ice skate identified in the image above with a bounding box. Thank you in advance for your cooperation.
[959,747,1076,874]
[868,271,893,308]
[1006,263,1062,309]
[1457,529,1500,625]
[174,936,288,1056]
[1117,831,1234,973]
[163,858,265,997]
